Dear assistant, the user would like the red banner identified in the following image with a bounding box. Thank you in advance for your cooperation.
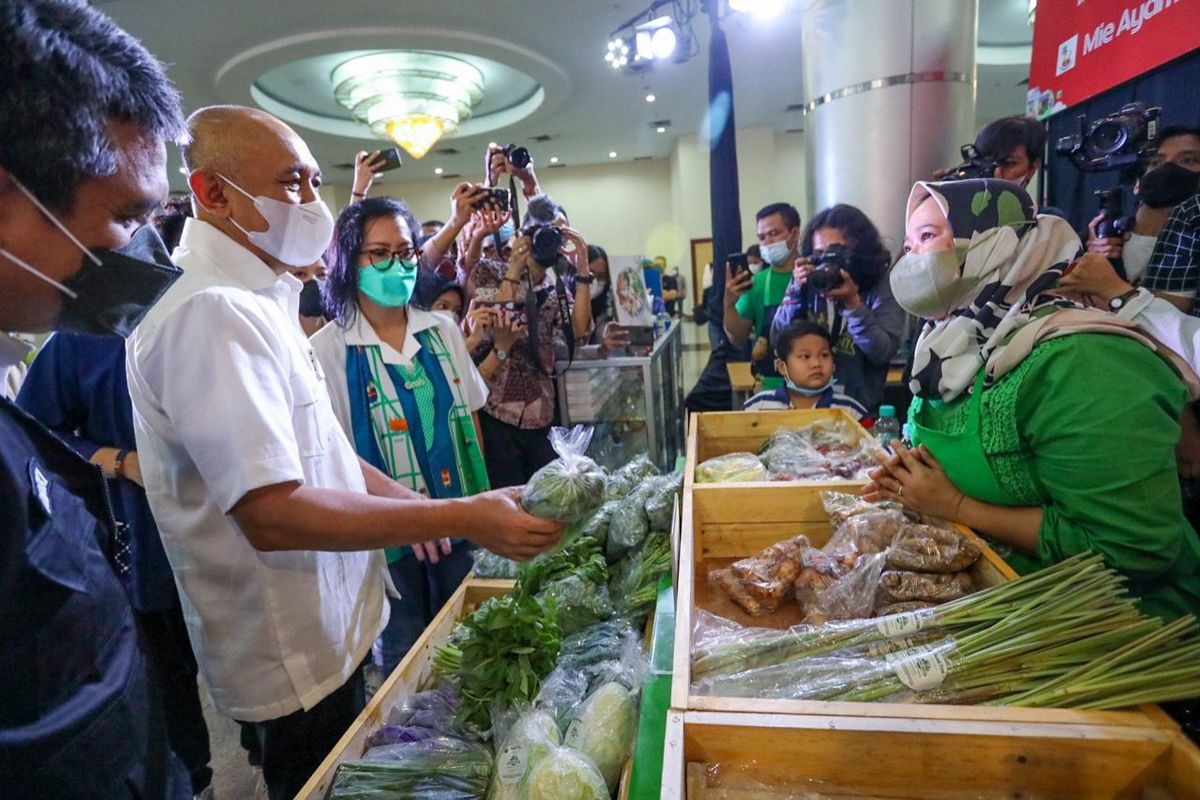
[1027,0,1200,119]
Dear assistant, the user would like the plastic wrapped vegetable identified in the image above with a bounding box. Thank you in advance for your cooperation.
[524,746,608,800]
[539,573,614,635]
[760,433,830,481]
[610,531,672,618]
[876,570,974,604]
[331,736,492,799]
[521,426,607,523]
[695,452,767,484]
[885,525,981,573]
[643,471,682,531]
[821,491,911,528]
[487,709,561,800]
[384,686,464,737]
[604,454,659,500]
[365,725,434,748]
[576,500,619,551]
[605,482,656,563]
[563,681,638,791]
[803,551,890,624]
[708,536,811,616]
[472,549,519,579]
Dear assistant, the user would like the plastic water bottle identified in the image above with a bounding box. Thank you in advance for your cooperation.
[875,405,901,449]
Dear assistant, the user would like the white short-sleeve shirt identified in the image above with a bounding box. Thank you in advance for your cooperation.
[126,218,388,722]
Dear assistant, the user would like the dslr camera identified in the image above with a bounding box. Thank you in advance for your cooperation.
[523,223,563,267]
[808,244,849,293]
[944,144,999,182]
[472,186,510,211]
[1055,102,1161,173]
[502,143,531,170]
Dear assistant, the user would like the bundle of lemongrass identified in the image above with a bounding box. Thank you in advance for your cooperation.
[690,553,1200,709]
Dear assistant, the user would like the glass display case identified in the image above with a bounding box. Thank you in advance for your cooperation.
[554,323,684,472]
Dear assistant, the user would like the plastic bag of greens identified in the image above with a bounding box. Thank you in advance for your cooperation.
[695,452,767,484]
[473,549,519,579]
[576,500,619,551]
[384,686,464,737]
[643,471,682,531]
[331,736,492,799]
[606,481,659,563]
[487,708,561,800]
[537,623,647,733]
[521,426,607,523]
[539,573,614,636]
[604,453,659,500]
[611,531,672,618]
[524,745,609,800]
[563,681,638,792]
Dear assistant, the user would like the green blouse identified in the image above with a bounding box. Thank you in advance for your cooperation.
[910,333,1200,621]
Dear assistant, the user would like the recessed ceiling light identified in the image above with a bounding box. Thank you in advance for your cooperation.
[609,151,618,158]
[550,156,560,164]
[434,167,444,175]
[656,126,666,133]
[645,93,656,103]
[488,141,498,148]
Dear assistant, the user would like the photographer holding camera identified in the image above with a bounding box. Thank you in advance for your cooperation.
[770,204,905,412]
[724,202,803,387]
[1086,127,1200,285]
[940,115,1046,187]
[471,189,594,486]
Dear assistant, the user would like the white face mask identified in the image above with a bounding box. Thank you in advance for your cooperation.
[748,261,765,276]
[588,278,607,298]
[760,239,792,266]
[1122,234,1155,284]
[890,246,976,319]
[218,173,335,267]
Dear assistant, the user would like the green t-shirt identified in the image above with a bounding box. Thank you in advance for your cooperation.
[735,267,792,389]
[910,334,1200,622]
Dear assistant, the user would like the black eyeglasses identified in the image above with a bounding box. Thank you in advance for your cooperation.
[360,246,415,268]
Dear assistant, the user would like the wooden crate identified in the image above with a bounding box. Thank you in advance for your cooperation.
[688,408,874,491]
[662,709,1200,800]
[670,482,1179,730]
[296,577,644,800]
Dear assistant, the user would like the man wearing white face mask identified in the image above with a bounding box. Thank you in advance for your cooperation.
[125,106,563,800]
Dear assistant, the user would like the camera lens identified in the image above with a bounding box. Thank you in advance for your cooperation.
[1088,120,1128,156]
[529,225,562,266]
[506,146,531,169]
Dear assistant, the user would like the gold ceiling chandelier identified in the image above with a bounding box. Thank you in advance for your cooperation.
[332,52,485,159]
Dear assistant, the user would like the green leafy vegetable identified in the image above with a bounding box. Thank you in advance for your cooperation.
[330,736,492,799]
[611,532,673,618]
[433,594,562,731]
[521,426,607,523]
[487,710,560,800]
[604,454,659,500]
[564,681,637,791]
[524,747,609,800]
[516,535,608,599]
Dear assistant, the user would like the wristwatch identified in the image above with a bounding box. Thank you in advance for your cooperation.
[1108,288,1140,311]
[495,349,509,361]
[113,449,129,479]
[575,274,595,285]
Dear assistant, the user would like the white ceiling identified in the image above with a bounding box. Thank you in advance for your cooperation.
[97,0,1033,190]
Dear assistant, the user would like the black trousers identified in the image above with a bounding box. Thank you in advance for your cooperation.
[135,601,212,794]
[240,664,366,800]
[479,412,556,488]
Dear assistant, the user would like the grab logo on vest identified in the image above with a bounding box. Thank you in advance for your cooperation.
[1028,0,1197,119]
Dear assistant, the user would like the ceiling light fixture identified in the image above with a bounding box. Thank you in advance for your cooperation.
[550,156,560,163]
[609,151,618,158]
[730,0,785,16]
[634,15,678,61]
[656,126,666,133]
[645,93,656,103]
[434,167,444,175]
[605,37,631,69]
[332,52,485,160]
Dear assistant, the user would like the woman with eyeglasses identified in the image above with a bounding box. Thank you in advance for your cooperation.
[311,197,490,676]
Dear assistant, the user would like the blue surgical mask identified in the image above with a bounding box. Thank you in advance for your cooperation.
[783,366,835,397]
[760,239,792,266]
[497,220,516,245]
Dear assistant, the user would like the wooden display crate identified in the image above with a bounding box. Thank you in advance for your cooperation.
[687,408,874,491]
[662,709,1200,799]
[296,577,644,800]
[670,482,1180,730]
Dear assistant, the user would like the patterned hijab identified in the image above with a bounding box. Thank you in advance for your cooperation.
[905,179,1199,402]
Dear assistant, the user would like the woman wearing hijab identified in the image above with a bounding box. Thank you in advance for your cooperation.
[311,197,490,676]
[866,178,1200,623]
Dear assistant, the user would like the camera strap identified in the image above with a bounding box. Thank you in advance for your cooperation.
[524,262,576,379]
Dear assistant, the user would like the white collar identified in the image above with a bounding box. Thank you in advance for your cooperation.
[0,332,34,369]
[174,218,286,292]
[342,306,440,366]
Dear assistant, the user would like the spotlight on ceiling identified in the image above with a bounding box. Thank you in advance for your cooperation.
[634,15,678,61]
[605,36,631,69]
[730,0,785,16]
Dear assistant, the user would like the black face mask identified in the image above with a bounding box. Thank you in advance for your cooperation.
[55,224,182,337]
[0,177,182,337]
[298,277,327,318]
[1139,161,1200,209]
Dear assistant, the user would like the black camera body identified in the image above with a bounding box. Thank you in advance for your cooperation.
[524,224,563,267]
[1056,102,1161,173]
[808,244,849,293]
[944,144,999,182]
[472,186,510,211]
[503,144,531,170]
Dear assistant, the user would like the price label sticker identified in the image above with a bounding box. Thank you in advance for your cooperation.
[874,608,936,638]
[498,744,527,785]
[886,646,950,692]
[565,719,584,749]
